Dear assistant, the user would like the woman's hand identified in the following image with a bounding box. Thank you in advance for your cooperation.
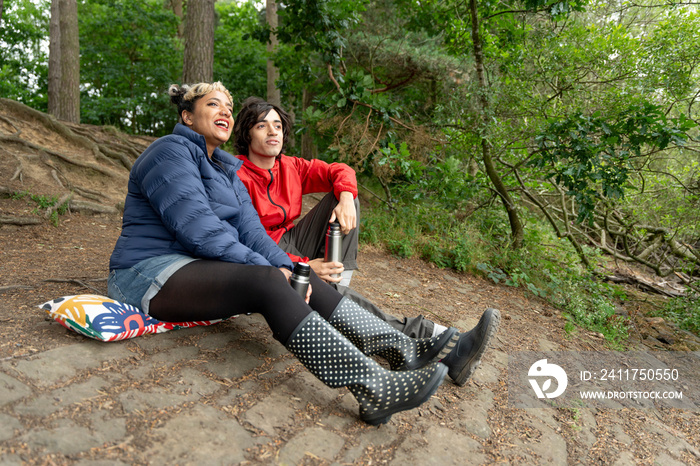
[280,266,312,303]
[279,267,292,281]
[329,191,356,235]
[304,283,312,304]
[308,258,343,283]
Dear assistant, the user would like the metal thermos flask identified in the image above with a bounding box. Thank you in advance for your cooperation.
[324,221,342,278]
[290,262,311,298]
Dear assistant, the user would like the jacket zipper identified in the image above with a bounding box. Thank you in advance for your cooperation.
[267,169,287,231]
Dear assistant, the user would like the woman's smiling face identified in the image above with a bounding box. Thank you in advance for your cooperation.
[182,90,234,156]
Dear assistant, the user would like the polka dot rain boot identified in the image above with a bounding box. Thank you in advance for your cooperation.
[328,297,460,371]
[286,311,447,425]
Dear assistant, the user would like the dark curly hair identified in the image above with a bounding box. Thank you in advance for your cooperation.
[233,97,292,155]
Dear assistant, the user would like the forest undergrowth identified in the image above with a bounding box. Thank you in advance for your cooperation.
[359,196,700,350]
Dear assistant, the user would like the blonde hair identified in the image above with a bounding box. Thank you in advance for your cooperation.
[168,82,233,123]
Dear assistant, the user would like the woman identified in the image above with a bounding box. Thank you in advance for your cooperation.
[108,82,457,425]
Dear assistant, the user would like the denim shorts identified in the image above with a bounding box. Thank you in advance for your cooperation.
[108,254,198,315]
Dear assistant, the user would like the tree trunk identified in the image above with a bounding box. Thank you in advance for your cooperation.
[266,0,281,106]
[182,0,215,84]
[48,0,61,117]
[164,0,184,38]
[0,0,4,26]
[51,0,80,124]
[468,0,524,248]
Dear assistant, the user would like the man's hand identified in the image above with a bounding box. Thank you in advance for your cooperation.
[330,191,356,235]
[309,258,343,283]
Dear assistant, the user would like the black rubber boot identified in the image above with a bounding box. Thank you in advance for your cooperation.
[441,308,501,386]
[328,297,459,371]
[286,311,447,425]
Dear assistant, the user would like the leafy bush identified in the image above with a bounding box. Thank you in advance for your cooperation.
[650,295,700,336]
[360,200,489,274]
[360,198,630,347]
[532,103,694,224]
[554,279,630,349]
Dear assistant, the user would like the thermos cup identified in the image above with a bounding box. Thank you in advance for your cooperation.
[324,222,342,278]
[290,262,311,298]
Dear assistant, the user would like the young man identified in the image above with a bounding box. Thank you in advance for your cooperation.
[233,97,500,385]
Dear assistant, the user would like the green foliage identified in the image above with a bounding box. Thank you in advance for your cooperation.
[266,0,370,103]
[532,104,695,223]
[641,9,700,102]
[0,0,50,110]
[361,198,630,347]
[214,1,267,105]
[333,70,402,117]
[412,156,481,205]
[11,191,70,226]
[377,142,424,182]
[276,0,368,62]
[359,201,490,271]
[650,296,700,336]
[477,263,509,285]
[31,194,59,210]
[12,190,56,209]
[79,0,182,136]
[558,279,630,349]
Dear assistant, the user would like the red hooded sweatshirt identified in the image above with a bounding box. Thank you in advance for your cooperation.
[236,154,358,262]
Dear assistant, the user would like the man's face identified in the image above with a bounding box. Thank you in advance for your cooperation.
[248,109,283,159]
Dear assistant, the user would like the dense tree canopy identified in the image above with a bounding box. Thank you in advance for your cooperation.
[2,0,699,289]
[79,0,181,134]
[1,0,50,110]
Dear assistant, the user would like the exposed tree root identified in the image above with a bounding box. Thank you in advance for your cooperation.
[1,134,120,178]
[11,166,22,182]
[69,200,119,215]
[1,99,146,172]
[0,285,33,292]
[43,278,106,295]
[0,98,150,213]
[0,215,42,226]
[72,186,107,202]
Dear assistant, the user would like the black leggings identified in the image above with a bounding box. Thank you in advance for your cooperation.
[149,261,343,343]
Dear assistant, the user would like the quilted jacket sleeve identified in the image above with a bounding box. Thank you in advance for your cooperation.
[134,138,275,267]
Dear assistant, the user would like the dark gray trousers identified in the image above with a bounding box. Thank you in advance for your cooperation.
[279,193,435,339]
[335,285,435,339]
[278,192,358,270]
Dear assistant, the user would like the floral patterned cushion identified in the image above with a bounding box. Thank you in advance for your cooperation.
[41,294,225,342]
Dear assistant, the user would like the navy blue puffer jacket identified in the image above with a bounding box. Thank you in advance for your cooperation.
[109,124,293,271]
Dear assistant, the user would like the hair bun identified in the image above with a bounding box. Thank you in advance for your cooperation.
[168,84,190,105]
[169,84,192,96]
